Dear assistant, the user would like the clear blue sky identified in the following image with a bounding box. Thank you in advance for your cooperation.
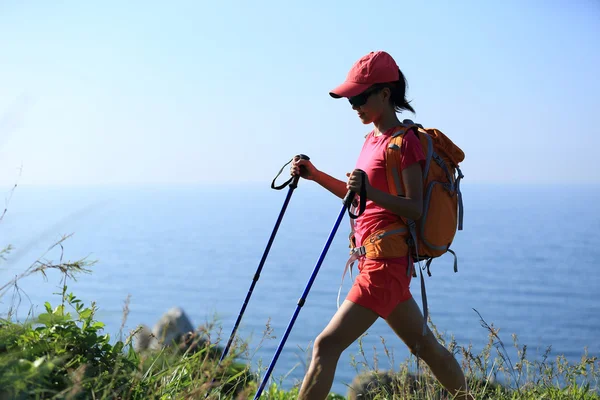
[1,0,598,186]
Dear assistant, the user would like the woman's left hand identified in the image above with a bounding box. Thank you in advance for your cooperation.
[345,169,370,194]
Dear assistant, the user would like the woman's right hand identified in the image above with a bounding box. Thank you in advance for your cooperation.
[291,156,319,181]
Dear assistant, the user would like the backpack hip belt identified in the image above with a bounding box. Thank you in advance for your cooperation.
[337,221,410,308]
[352,221,410,260]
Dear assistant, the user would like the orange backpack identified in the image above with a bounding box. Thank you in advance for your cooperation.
[385,119,465,276]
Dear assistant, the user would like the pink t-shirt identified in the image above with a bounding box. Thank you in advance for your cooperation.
[353,127,426,248]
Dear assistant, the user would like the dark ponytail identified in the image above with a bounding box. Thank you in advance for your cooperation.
[389,68,415,114]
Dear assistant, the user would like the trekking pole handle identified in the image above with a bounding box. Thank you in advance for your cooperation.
[271,154,310,190]
[345,170,367,219]
[291,154,310,185]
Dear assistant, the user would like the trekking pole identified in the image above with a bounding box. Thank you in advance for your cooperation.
[207,154,309,395]
[252,171,367,400]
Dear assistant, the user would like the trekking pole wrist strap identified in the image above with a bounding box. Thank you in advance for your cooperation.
[271,154,310,190]
[346,170,367,219]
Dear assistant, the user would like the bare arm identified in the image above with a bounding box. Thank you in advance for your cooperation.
[313,170,348,200]
[292,157,348,199]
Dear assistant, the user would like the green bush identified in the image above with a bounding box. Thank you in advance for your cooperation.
[0,288,255,399]
[0,291,138,399]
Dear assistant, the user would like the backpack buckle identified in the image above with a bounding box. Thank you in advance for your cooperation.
[348,233,356,249]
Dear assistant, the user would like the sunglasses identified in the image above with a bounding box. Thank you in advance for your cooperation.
[348,86,384,107]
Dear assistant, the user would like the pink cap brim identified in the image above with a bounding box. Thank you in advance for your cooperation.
[329,80,372,99]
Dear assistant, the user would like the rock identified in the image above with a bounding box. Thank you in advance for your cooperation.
[347,370,448,400]
[132,324,155,352]
[151,307,195,350]
[347,370,396,400]
[132,307,225,359]
[347,369,505,399]
[178,330,218,356]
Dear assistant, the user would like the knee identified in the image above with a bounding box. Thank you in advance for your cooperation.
[313,331,344,358]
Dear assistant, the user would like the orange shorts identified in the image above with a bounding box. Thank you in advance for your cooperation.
[346,257,413,319]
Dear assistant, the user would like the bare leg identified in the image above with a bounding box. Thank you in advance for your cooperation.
[385,297,474,400]
[298,300,379,400]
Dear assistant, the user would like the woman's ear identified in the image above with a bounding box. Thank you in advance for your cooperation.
[381,87,392,102]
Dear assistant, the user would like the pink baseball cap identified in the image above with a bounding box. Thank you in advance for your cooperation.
[329,51,400,98]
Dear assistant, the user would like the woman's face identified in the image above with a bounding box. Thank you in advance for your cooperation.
[348,86,391,124]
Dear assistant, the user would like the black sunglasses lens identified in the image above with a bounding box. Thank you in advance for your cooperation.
[348,86,381,107]
[348,94,367,107]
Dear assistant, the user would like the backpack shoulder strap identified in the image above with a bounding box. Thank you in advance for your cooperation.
[385,132,404,197]
[385,122,421,196]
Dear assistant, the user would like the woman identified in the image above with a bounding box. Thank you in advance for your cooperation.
[291,51,472,400]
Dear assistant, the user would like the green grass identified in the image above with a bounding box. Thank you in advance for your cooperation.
[1,241,598,400]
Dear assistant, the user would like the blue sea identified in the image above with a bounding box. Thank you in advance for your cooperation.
[1,182,599,396]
